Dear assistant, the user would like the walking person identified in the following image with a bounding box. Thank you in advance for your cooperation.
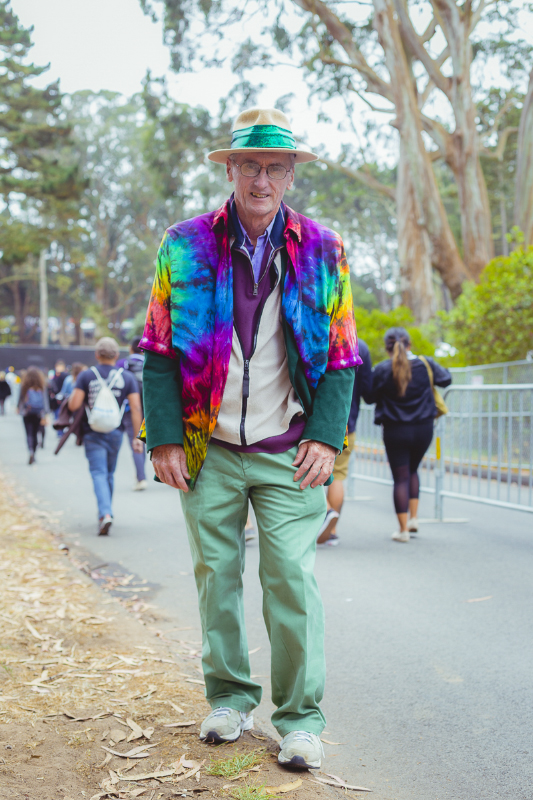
[5,366,19,413]
[140,108,360,769]
[48,359,67,438]
[117,337,147,491]
[0,371,11,414]
[369,327,451,542]
[60,362,86,400]
[68,337,143,535]
[16,367,49,464]
[317,338,372,546]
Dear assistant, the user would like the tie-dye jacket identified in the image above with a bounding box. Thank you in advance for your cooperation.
[140,198,361,488]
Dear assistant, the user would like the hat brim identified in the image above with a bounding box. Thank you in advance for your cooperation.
[207,147,318,164]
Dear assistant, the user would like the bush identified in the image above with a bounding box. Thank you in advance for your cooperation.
[442,247,533,364]
[353,306,436,366]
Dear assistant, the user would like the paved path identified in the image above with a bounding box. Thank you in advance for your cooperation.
[1,412,532,799]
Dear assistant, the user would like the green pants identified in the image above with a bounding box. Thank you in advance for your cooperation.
[180,443,327,736]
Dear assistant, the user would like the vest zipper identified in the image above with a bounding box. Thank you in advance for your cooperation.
[240,359,250,446]
[237,245,283,447]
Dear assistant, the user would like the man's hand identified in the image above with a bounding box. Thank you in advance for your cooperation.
[151,443,190,492]
[293,440,337,490]
[132,438,144,454]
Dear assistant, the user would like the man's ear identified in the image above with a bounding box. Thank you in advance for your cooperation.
[226,160,234,184]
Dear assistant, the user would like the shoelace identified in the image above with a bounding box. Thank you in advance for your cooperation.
[209,706,234,719]
[287,731,315,743]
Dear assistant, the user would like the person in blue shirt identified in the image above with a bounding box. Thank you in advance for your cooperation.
[68,337,143,535]
[317,339,372,546]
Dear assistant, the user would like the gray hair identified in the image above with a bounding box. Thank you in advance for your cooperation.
[95,336,120,361]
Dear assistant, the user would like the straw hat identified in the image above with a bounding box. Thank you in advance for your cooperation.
[207,108,318,164]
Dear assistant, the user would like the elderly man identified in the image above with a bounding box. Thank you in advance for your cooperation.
[140,108,361,769]
[69,337,143,535]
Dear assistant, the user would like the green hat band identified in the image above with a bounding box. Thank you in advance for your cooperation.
[230,124,296,151]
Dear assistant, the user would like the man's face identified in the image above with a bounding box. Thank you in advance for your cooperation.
[55,361,65,374]
[226,152,295,219]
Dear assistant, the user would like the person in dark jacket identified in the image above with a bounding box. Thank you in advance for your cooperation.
[317,339,372,546]
[0,371,11,414]
[368,327,451,543]
[17,367,50,464]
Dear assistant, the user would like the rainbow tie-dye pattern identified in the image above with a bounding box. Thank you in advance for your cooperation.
[140,199,361,488]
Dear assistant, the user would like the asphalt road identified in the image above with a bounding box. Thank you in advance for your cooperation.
[1,411,532,799]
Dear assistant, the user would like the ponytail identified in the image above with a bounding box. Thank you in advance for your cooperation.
[392,340,411,397]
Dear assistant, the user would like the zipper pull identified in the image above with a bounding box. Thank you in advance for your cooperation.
[253,283,258,296]
[243,359,250,397]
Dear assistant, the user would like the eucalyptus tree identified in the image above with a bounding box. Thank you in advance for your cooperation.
[140,0,533,322]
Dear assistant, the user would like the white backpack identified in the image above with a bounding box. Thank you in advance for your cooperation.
[87,367,125,433]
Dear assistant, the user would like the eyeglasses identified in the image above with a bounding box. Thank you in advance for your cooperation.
[231,160,291,180]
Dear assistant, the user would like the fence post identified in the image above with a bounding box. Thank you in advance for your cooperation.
[434,417,444,520]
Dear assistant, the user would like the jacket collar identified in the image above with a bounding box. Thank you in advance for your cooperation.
[212,195,301,246]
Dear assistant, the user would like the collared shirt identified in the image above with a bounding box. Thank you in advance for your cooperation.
[236,211,276,282]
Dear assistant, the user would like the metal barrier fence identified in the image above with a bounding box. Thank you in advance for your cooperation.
[348,384,533,517]
[449,359,533,385]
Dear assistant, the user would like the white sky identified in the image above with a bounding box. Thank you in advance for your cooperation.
[11,0,363,157]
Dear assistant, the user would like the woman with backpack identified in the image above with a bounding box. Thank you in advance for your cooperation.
[17,367,50,464]
[369,327,451,543]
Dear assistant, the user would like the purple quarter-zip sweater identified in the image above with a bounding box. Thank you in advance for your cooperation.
[211,209,306,454]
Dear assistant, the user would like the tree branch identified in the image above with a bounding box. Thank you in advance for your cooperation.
[394,0,452,98]
[292,0,393,100]
[482,96,517,142]
[481,127,519,160]
[421,17,438,43]
[318,156,396,200]
[347,81,395,113]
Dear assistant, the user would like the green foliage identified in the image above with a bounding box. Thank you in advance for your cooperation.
[441,247,533,364]
[0,0,84,340]
[205,748,265,778]
[354,306,436,366]
[230,783,280,800]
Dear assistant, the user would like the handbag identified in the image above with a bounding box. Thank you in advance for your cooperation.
[419,356,448,418]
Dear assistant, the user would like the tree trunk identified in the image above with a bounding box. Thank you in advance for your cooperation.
[515,68,533,245]
[432,0,494,276]
[397,144,436,322]
[373,0,471,306]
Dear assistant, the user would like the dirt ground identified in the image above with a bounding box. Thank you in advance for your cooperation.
[0,471,366,800]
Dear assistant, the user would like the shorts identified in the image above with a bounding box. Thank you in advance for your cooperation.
[332,431,355,482]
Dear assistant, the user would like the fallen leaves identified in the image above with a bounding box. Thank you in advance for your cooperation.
[101,743,158,759]
[265,778,303,793]
[312,772,372,792]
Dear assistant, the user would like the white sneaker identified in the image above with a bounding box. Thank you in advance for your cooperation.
[408,518,418,532]
[316,509,339,544]
[134,480,148,491]
[392,530,410,543]
[278,731,324,769]
[98,515,113,536]
[199,707,253,744]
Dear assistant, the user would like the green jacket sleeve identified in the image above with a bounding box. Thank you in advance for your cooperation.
[303,366,356,453]
[142,350,183,451]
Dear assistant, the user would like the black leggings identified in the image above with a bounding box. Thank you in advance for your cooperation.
[383,421,434,514]
[23,414,42,454]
